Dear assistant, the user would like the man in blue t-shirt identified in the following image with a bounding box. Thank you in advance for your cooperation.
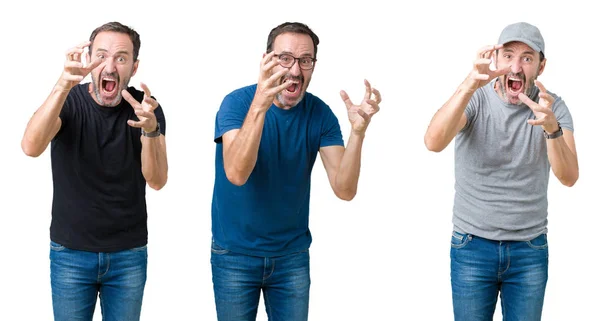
[211,22,381,320]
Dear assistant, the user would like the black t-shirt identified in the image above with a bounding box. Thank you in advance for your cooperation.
[50,83,166,252]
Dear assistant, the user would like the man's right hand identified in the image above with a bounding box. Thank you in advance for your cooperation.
[253,51,291,111]
[56,41,102,92]
[463,44,511,92]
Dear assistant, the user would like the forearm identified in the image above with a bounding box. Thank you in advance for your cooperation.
[141,135,168,190]
[334,132,365,200]
[547,136,578,187]
[224,106,267,186]
[21,86,70,157]
[424,77,476,152]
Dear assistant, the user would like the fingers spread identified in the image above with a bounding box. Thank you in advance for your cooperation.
[121,89,140,108]
[140,82,152,97]
[127,120,143,128]
[534,80,547,93]
[85,58,103,71]
[372,88,382,104]
[357,108,370,121]
[527,118,545,126]
[363,79,372,101]
[492,65,511,77]
[340,90,353,109]
[518,93,540,112]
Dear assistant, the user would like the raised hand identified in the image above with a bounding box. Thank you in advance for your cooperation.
[340,79,381,135]
[254,51,292,110]
[57,41,102,92]
[519,80,559,133]
[466,44,511,90]
[123,83,159,133]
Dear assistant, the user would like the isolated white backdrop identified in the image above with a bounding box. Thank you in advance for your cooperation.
[1,0,598,320]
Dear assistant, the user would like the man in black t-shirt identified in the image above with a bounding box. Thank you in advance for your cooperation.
[21,21,167,321]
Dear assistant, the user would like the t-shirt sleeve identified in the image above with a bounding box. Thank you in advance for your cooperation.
[214,94,248,143]
[153,103,166,136]
[549,93,573,133]
[320,104,344,148]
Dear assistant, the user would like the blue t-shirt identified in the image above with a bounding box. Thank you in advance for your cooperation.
[212,84,344,257]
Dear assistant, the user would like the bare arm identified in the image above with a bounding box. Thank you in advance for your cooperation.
[221,51,290,186]
[140,135,168,190]
[123,83,169,190]
[22,41,101,157]
[320,80,381,201]
[221,107,267,186]
[519,80,579,187]
[21,89,66,157]
[547,130,578,186]
[424,44,510,152]
[423,81,471,152]
[320,133,364,201]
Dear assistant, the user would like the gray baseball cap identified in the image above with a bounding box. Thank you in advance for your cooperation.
[498,22,545,55]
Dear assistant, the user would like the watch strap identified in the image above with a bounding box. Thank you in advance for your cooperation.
[142,123,161,138]
[544,122,563,139]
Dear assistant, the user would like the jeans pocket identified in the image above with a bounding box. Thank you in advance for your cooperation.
[211,241,230,255]
[50,241,66,252]
[526,234,548,250]
[450,231,472,249]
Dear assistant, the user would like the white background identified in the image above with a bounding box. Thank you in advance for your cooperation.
[1,0,598,320]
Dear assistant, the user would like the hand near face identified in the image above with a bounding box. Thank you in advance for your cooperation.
[466,44,511,90]
[123,83,159,133]
[254,51,291,110]
[57,41,102,92]
[340,79,381,135]
[518,80,559,133]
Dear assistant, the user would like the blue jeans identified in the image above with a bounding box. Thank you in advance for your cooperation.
[210,242,311,321]
[49,241,147,321]
[450,231,549,321]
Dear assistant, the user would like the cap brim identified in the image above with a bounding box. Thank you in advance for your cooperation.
[500,37,542,54]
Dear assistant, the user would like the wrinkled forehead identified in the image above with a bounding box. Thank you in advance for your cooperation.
[91,31,134,54]
[273,32,315,55]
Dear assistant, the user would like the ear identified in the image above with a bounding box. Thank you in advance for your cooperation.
[131,60,139,77]
[537,57,546,76]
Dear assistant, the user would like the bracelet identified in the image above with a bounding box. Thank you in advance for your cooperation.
[544,122,563,139]
[142,123,161,138]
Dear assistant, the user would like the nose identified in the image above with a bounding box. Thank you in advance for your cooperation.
[510,60,522,74]
[104,58,116,73]
[288,59,302,76]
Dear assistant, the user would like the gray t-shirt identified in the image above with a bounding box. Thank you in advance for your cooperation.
[453,80,573,241]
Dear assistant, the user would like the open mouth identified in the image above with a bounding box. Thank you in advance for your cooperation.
[506,76,524,95]
[101,77,118,95]
[285,81,300,94]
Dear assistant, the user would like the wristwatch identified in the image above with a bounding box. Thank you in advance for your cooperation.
[141,123,161,138]
[544,122,563,139]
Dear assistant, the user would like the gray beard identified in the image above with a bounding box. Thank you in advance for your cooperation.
[276,90,305,109]
[498,76,536,106]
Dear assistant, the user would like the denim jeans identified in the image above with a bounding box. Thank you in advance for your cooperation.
[450,231,549,321]
[49,241,148,321]
[210,241,311,321]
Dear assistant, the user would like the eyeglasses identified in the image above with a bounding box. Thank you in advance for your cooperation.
[274,53,316,70]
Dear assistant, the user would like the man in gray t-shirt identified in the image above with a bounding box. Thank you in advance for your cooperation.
[424,22,578,321]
